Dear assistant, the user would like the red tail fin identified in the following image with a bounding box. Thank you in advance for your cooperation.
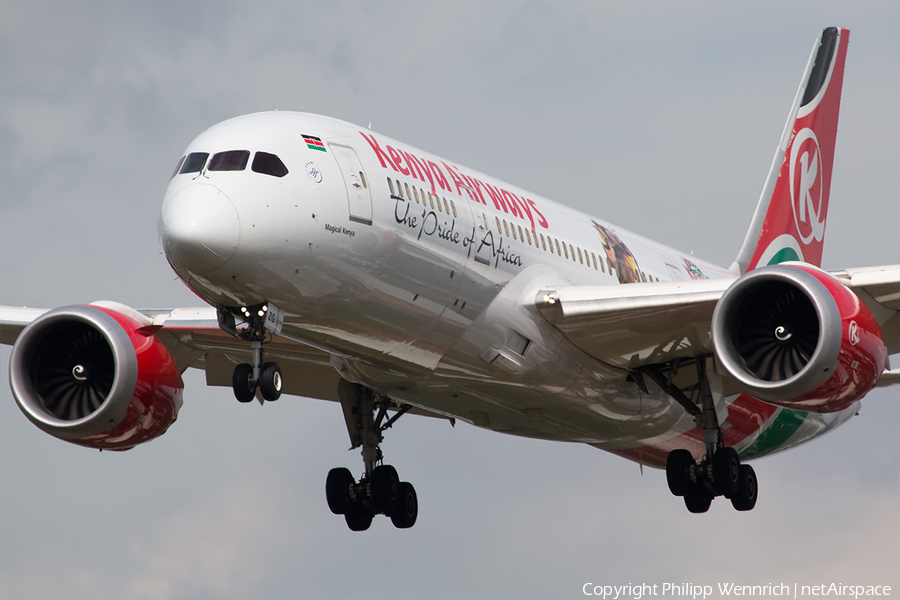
[732,28,849,273]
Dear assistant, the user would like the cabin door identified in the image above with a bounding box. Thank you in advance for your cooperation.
[329,144,372,225]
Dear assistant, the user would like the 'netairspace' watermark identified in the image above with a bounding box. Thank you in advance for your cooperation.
[582,583,893,599]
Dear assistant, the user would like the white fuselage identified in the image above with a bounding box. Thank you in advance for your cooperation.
[158,112,850,465]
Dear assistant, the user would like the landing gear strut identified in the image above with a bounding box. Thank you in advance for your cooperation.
[219,303,283,403]
[326,380,418,531]
[643,358,758,513]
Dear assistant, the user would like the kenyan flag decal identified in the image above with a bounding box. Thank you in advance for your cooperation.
[302,134,327,152]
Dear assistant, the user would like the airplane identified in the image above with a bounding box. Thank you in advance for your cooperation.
[2,27,898,531]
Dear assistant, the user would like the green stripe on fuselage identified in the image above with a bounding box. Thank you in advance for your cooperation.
[739,408,809,460]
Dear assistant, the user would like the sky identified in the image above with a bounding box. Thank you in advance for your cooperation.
[1,2,898,599]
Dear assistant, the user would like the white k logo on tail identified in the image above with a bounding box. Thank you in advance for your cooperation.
[790,128,826,245]
[738,28,847,273]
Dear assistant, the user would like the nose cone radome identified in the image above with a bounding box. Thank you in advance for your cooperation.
[159,184,240,273]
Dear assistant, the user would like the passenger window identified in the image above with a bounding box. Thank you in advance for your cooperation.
[562,241,569,259]
[607,257,613,274]
[429,194,435,210]
[413,186,420,204]
[569,244,575,261]
[405,182,412,201]
[577,247,583,264]
[526,229,532,245]
[209,150,250,171]
[540,234,547,251]
[171,156,185,179]
[496,217,502,232]
[592,252,598,270]
[444,198,451,215]
[251,152,289,177]
[451,200,458,218]
[388,178,395,195]
[548,236,555,254]
[396,179,403,198]
[555,239,562,255]
[517,225,524,241]
[180,152,209,174]
[359,171,367,188]
[503,220,510,237]
[512,224,518,240]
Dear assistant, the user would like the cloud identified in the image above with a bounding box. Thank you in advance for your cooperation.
[121,464,307,599]
[1,2,897,599]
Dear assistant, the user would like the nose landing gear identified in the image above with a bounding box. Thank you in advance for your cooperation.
[217,303,284,402]
[326,380,418,531]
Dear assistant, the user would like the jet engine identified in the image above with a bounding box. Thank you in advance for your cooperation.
[711,265,886,412]
[9,304,184,450]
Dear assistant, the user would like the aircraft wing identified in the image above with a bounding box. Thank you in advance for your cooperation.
[0,303,343,403]
[829,264,900,354]
[0,303,458,418]
[534,264,900,377]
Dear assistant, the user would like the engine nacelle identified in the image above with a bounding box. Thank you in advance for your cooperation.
[9,305,184,450]
[712,264,886,412]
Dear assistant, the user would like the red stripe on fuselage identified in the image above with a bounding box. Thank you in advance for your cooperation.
[607,394,779,467]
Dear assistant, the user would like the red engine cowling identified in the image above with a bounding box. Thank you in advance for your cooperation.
[712,264,886,412]
[9,304,184,450]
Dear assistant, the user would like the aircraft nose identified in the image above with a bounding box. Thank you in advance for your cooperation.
[159,183,240,273]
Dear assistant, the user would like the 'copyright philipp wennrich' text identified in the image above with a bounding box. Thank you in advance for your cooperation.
[582,582,892,599]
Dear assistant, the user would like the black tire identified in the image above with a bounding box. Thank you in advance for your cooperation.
[390,482,418,529]
[370,465,400,515]
[731,464,758,511]
[325,467,354,515]
[345,504,374,532]
[259,362,282,401]
[684,491,712,513]
[712,447,741,497]
[232,363,256,403]
[666,449,694,497]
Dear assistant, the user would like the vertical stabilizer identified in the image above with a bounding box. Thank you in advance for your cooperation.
[731,28,848,274]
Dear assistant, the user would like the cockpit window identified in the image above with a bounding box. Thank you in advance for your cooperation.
[252,152,289,178]
[179,152,209,174]
[208,150,250,171]
[170,156,186,179]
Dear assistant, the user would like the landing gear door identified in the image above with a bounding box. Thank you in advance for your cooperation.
[329,144,372,225]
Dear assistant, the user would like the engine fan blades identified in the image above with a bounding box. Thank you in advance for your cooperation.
[735,282,819,382]
[31,323,115,420]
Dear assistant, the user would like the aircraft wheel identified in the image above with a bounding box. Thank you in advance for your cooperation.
[259,362,282,401]
[326,467,354,515]
[684,491,712,514]
[232,363,256,403]
[730,464,758,511]
[712,447,741,497]
[370,465,399,514]
[345,503,374,532]
[390,482,418,529]
[666,449,694,496]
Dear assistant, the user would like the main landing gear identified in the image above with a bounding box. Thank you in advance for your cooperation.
[219,303,283,403]
[642,359,758,513]
[326,380,418,531]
